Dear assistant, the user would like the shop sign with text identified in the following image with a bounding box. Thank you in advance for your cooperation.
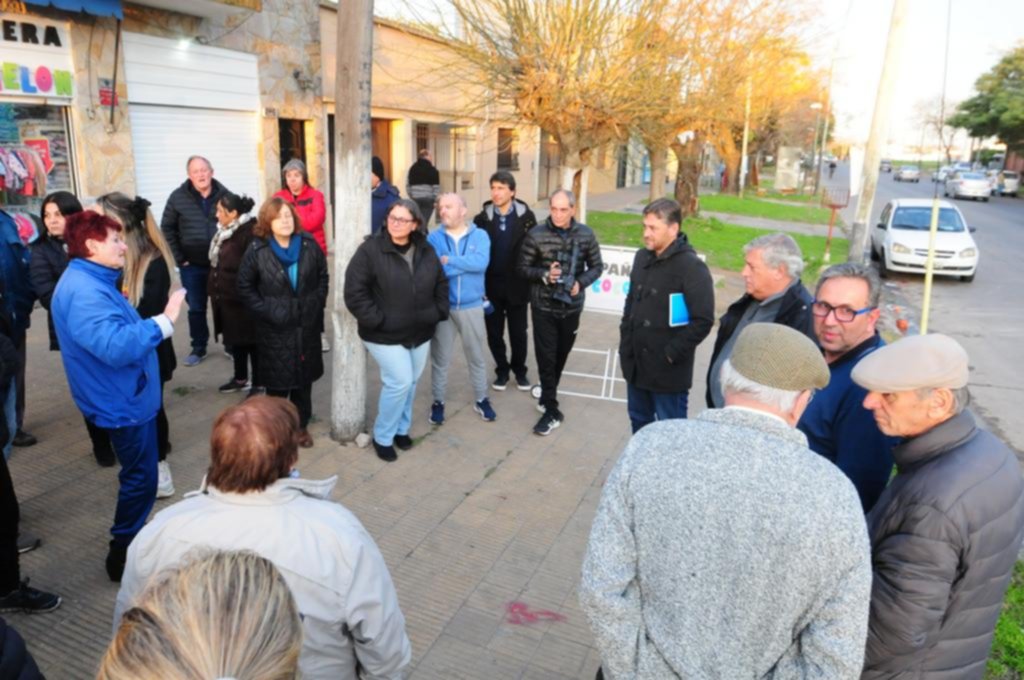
[0,14,73,99]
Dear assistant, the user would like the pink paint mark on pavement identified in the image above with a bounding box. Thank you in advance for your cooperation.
[505,601,567,625]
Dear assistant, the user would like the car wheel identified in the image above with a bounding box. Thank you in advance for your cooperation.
[983,197,989,202]
[944,189,949,197]
[879,251,889,279]
[870,245,879,262]
[961,272,975,283]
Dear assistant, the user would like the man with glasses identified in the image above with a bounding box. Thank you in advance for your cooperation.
[797,262,896,512]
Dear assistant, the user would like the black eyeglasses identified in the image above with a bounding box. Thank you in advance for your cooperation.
[811,300,876,323]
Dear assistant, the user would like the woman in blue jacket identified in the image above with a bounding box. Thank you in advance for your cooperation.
[51,211,185,582]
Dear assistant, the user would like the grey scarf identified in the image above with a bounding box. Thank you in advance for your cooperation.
[209,215,248,268]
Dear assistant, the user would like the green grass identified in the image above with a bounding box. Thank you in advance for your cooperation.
[587,210,848,286]
[699,193,835,225]
[987,561,1024,678]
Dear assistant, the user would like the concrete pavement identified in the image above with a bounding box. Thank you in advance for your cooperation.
[5,250,745,678]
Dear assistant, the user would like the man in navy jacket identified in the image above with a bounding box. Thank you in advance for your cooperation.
[798,262,896,512]
[52,211,185,581]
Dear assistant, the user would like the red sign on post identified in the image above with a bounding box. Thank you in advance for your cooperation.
[98,77,118,106]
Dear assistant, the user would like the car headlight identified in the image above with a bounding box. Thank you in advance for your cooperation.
[891,243,912,254]
[959,248,977,258]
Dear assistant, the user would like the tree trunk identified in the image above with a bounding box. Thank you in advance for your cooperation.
[671,137,701,219]
[647,145,667,204]
[561,147,591,223]
[330,0,372,441]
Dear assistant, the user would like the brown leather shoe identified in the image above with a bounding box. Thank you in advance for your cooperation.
[298,429,314,448]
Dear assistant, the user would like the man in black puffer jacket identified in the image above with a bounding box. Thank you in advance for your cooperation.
[852,333,1024,679]
[516,189,602,436]
[160,155,230,367]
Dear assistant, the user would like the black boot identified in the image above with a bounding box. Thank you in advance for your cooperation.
[105,540,128,582]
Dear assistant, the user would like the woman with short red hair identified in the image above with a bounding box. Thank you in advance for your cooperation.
[51,211,186,581]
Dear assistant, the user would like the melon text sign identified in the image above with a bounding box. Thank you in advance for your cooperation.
[0,14,73,99]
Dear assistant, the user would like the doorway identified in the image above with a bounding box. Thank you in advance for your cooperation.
[279,119,306,174]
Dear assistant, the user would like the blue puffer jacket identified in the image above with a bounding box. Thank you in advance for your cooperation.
[427,224,490,310]
[0,211,34,338]
[52,259,164,429]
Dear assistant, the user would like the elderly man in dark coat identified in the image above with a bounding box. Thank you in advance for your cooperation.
[853,333,1024,679]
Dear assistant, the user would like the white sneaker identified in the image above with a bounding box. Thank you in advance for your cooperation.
[321,333,331,352]
[157,461,175,499]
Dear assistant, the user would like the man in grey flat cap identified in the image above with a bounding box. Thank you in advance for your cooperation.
[581,323,871,680]
[853,333,1024,680]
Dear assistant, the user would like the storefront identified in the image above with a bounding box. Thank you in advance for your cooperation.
[0,11,78,240]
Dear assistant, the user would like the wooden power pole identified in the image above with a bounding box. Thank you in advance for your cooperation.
[848,0,909,263]
[330,0,373,441]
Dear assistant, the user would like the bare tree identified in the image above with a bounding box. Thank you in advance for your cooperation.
[916,95,960,165]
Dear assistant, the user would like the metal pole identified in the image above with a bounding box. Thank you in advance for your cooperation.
[330,0,374,440]
[738,74,752,198]
[810,104,822,194]
[848,0,910,263]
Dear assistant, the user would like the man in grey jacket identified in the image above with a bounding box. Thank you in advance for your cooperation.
[581,323,871,679]
[853,333,1024,679]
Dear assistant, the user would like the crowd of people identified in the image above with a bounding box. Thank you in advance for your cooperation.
[0,149,1021,680]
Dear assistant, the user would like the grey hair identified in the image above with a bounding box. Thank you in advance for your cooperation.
[438,192,467,208]
[744,233,804,279]
[719,359,801,413]
[916,385,971,416]
[186,155,213,172]
[550,188,576,208]
[816,262,882,307]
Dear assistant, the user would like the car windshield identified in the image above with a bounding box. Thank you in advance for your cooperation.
[892,207,966,232]
[960,172,985,180]
[901,166,919,172]
[1004,172,1019,179]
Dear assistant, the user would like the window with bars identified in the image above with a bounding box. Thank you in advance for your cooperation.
[416,123,429,154]
[497,127,519,171]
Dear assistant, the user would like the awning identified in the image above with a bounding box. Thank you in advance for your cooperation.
[22,0,123,19]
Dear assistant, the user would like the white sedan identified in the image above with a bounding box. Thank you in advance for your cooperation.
[894,166,921,182]
[871,198,978,282]
[945,171,991,201]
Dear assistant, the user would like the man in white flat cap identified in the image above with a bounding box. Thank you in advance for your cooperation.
[853,333,1024,680]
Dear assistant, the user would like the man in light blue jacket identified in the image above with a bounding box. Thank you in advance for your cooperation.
[426,193,495,424]
[52,211,185,582]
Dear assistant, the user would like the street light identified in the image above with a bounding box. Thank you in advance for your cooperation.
[809,102,823,194]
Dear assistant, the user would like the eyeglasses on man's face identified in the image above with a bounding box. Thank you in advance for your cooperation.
[811,300,876,323]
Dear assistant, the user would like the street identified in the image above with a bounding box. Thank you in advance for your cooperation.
[834,164,1024,454]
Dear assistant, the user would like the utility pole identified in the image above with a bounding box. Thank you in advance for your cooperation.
[809,101,823,193]
[848,0,909,264]
[330,0,373,441]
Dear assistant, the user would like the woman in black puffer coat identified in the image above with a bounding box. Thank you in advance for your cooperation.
[238,197,328,448]
[343,198,448,463]
[208,192,259,394]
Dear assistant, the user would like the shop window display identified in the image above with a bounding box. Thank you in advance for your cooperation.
[0,103,75,244]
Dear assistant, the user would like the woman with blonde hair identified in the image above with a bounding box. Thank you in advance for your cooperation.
[99,549,302,680]
[94,192,179,498]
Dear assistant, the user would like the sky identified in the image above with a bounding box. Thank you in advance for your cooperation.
[815,0,1024,154]
[373,0,1024,157]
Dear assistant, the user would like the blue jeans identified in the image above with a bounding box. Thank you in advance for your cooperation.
[626,383,688,434]
[179,264,210,352]
[2,383,14,460]
[365,341,430,447]
[106,418,158,546]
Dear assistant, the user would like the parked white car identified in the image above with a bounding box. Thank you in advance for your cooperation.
[932,165,953,182]
[996,170,1020,197]
[871,198,978,282]
[945,171,991,201]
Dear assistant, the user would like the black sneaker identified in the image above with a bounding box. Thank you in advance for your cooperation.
[218,377,249,393]
[373,440,397,462]
[16,532,40,555]
[515,375,532,391]
[0,580,62,614]
[533,411,562,436]
[12,430,37,447]
[492,375,509,391]
[394,434,413,450]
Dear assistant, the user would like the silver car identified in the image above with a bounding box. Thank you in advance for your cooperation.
[945,171,991,201]
[894,165,921,182]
